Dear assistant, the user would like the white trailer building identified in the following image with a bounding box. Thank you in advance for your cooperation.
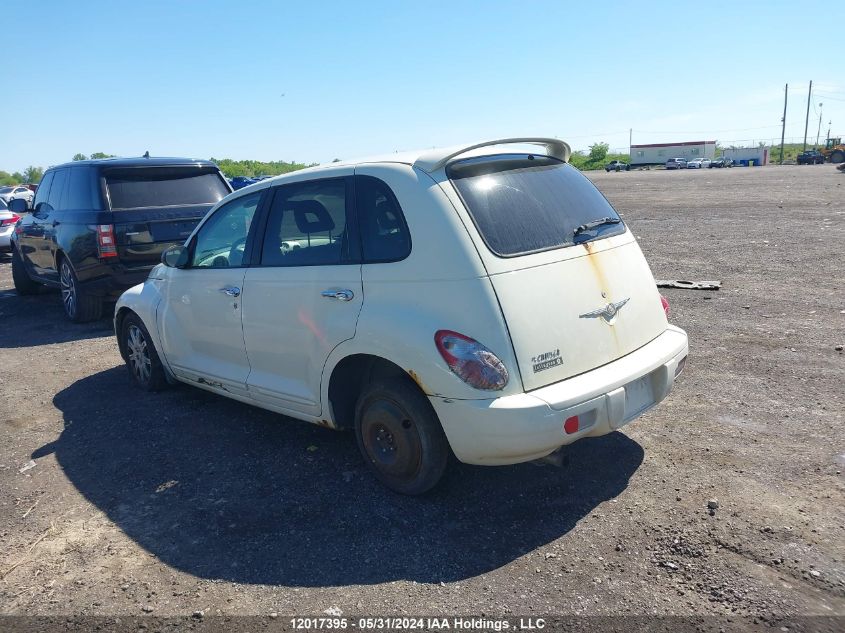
[630,140,716,166]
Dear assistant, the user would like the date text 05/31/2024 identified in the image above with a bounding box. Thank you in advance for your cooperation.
[289,617,548,631]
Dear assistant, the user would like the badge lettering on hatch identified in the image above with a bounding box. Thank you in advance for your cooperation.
[532,349,562,373]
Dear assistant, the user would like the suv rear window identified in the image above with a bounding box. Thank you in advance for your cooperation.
[104,167,229,209]
[447,154,625,257]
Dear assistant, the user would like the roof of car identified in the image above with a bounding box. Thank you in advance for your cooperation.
[296,137,573,175]
[49,157,218,170]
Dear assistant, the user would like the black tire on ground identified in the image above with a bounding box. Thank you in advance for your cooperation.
[11,247,40,295]
[121,312,168,392]
[830,151,844,164]
[59,258,102,322]
[354,377,450,495]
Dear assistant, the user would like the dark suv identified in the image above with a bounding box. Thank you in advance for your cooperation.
[796,150,825,165]
[10,157,232,321]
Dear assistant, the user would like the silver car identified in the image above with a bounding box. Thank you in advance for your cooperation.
[0,198,21,252]
[665,158,687,170]
[0,185,34,208]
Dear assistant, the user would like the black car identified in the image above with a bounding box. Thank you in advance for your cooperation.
[605,160,630,172]
[9,157,232,322]
[709,157,734,168]
[796,150,825,165]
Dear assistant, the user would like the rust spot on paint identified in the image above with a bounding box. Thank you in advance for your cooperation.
[407,369,431,395]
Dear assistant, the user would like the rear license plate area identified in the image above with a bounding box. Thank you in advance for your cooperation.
[623,373,656,421]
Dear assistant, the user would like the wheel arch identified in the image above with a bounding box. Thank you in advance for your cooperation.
[325,353,417,430]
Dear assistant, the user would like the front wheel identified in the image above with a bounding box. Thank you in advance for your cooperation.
[831,151,844,164]
[355,378,449,495]
[122,313,168,391]
[12,247,40,295]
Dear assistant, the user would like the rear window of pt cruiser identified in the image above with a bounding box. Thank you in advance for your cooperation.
[447,154,625,257]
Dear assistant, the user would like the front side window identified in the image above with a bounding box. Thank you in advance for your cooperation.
[261,178,355,267]
[33,171,54,211]
[191,191,261,268]
[448,154,624,257]
[47,169,69,211]
[355,176,410,263]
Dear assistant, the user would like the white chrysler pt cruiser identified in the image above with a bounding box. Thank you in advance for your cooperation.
[115,138,688,494]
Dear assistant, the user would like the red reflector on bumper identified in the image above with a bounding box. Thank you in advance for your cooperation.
[564,415,579,434]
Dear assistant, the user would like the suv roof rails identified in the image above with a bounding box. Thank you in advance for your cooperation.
[414,137,572,173]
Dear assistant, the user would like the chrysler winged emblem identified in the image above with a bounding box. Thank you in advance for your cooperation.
[579,297,630,324]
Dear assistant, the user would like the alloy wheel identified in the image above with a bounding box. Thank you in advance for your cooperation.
[60,261,77,319]
[126,324,152,384]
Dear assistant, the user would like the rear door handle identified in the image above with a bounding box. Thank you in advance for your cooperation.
[321,289,354,301]
[220,286,241,297]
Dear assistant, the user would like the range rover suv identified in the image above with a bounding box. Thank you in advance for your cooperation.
[10,157,232,321]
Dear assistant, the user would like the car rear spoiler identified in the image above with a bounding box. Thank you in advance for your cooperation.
[413,138,572,173]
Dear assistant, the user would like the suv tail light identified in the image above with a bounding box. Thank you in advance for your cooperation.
[660,294,670,318]
[97,224,118,258]
[1,213,20,227]
[434,330,509,391]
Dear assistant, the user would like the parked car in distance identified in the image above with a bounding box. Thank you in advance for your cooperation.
[665,157,687,169]
[230,176,259,190]
[709,157,734,168]
[0,198,21,253]
[10,157,232,322]
[796,149,825,165]
[0,185,35,208]
[114,137,689,494]
[686,158,711,169]
[605,160,630,172]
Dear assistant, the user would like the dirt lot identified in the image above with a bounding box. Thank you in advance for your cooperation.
[1,165,843,623]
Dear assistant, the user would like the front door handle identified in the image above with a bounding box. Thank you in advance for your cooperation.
[321,288,354,301]
[220,286,241,297]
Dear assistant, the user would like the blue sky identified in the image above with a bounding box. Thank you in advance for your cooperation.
[3,1,844,172]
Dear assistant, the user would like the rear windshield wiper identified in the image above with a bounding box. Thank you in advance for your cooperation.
[573,217,622,239]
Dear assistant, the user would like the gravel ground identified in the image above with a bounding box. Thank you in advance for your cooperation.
[0,165,843,623]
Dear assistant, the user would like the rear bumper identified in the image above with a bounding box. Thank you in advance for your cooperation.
[78,265,154,299]
[0,225,13,251]
[430,326,688,465]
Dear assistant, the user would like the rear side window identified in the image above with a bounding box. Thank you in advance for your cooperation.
[261,178,357,267]
[104,167,229,209]
[355,176,411,263]
[47,169,69,211]
[447,154,625,257]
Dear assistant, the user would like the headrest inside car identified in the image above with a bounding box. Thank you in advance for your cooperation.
[291,200,335,234]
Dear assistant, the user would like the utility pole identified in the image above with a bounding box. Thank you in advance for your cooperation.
[780,83,788,165]
[803,80,812,151]
[816,103,823,148]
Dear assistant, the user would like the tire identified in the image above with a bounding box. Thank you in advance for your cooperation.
[11,247,40,295]
[831,151,844,164]
[354,377,449,495]
[121,312,168,391]
[59,258,102,322]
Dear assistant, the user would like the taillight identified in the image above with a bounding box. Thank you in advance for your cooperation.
[97,224,118,258]
[1,213,20,227]
[660,294,670,318]
[434,330,509,391]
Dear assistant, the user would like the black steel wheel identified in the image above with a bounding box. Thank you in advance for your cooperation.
[355,378,449,495]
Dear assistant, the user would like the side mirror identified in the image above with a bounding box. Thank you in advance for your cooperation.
[161,244,189,268]
[8,198,27,214]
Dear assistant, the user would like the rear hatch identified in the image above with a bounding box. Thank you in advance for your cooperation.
[103,165,231,266]
[446,155,667,391]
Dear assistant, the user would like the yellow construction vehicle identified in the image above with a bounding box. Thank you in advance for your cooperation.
[820,137,845,163]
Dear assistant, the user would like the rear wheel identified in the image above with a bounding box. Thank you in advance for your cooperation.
[122,313,168,391]
[831,150,844,164]
[11,247,40,295]
[355,378,449,495]
[59,258,102,322]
